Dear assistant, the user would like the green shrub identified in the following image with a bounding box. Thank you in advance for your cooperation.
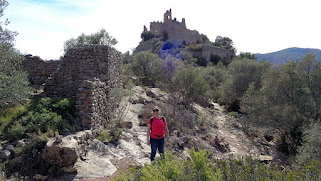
[1,97,76,142]
[10,122,27,140]
[228,111,237,117]
[97,130,111,142]
[0,104,27,133]
[97,128,123,143]
[296,122,321,163]
[172,68,210,106]
[113,149,321,181]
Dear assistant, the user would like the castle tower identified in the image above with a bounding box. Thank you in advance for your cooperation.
[164,9,172,24]
[182,18,186,28]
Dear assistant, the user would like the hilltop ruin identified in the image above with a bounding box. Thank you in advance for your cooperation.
[146,9,204,43]
[136,9,235,62]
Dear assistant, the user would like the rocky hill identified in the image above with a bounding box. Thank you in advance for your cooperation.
[255,47,321,63]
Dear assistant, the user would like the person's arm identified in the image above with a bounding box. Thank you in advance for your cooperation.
[147,123,151,145]
[165,125,169,143]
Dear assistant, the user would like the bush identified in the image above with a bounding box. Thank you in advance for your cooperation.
[0,104,27,134]
[97,128,123,143]
[172,68,210,106]
[97,130,111,142]
[1,97,77,142]
[113,150,321,181]
[296,122,321,163]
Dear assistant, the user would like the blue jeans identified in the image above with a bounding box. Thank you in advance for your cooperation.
[150,137,165,161]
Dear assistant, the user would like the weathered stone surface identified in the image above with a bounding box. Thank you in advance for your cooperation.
[73,130,93,144]
[0,150,11,160]
[23,55,61,85]
[9,155,24,168]
[62,165,77,173]
[124,122,133,129]
[33,174,47,180]
[259,155,273,161]
[74,150,117,178]
[146,90,157,98]
[5,145,14,153]
[42,136,79,167]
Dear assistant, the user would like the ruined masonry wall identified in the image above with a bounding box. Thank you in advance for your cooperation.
[23,45,122,131]
[45,45,122,130]
[23,55,61,85]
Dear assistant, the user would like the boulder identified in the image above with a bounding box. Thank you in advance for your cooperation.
[146,90,157,98]
[33,174,47,180]
[62,165,77,173]
[42,136,79,167]
[16,139,29,147]
[132,99,138,104]
[9,155,25,168]
[137,97,145,104]
[73,130,93,144]
[124,121,133,129]
[259,155,273,164]
[259,155,273,161]
[0,150,11,160]
[74,150,117,178]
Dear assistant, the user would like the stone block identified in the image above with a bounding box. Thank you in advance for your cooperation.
[42,137,79,167]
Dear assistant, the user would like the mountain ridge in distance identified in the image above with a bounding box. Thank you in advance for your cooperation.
[255,47,321,63]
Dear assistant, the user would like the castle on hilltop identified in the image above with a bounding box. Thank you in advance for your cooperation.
[136,9,235,62]
[143,9,204,43]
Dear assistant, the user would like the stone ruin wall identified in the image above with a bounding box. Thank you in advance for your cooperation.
[148,9,201,44]
[200,45,236,61]
[150,20,201,44]
[23,45,122,132]
[23,55,62,85]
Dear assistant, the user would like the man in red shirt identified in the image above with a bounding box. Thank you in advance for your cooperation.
[147,106,170,161]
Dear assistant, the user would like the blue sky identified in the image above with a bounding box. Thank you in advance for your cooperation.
[3,0,321,59]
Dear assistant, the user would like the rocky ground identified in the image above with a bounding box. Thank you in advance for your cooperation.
[1,86,276,180]
[50,86,275,180]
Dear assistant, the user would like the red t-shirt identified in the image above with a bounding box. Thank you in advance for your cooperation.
[148,117,167,139]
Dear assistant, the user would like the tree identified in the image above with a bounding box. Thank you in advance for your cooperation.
[130,51,164,86]
[209,54,221,65]
[237,52,257,61]
[200,66,227,91]
[63,28,117,54]
[213,36,236,53]
[296,122,321,163]
[220,59,270,110]
[298,53,321,121]
[172,68,210,106]
[121,51,132,65]
[141,31,155,42]
[0,0,30,107]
